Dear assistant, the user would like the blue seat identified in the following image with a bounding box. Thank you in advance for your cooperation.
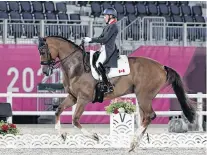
[192,6,202,16]
[56,2,67,13]
[113,2,125,15]
[0,12,9,21]
[170,5,180,16]
[183,16,194,23]
[45,13,59,36]
[180,5,191,16]
[136,3,147,16]
[125,2,136,15]
[0,1,8,12]
[22,12,33,22]
[58,13,70,39]
[194,16,205,23]
[9,11,23,38]
[101,2,112,11]
[0,12,9,36]
[147,3,158,16]
[69,14,83,39]
[158,4,169,16]
[91,2,102,17]
[57,13,68,22]
[117,13,125,20]
[34,12,45,20]
[22,12,35,38]
[45,12,57,23]
[157,1,168,5]
[31,2,43,13]
[19,1,31,13]
[44,1,55,13]
[8,1,20,12]
[127,14,137,24]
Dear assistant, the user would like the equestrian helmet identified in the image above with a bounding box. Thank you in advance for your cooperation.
[103,7,117,18]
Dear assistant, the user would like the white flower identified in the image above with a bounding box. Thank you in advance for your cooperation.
[118,107,125,113]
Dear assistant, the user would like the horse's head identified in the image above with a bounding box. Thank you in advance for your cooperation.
[37,36,86,76]
[37,36,60,76]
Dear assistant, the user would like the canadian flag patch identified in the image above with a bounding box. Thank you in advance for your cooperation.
[119,69,125,73]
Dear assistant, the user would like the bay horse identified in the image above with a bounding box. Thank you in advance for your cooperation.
[37,35,196,152]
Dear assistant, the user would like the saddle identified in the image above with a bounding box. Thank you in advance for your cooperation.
[90,50,130,103]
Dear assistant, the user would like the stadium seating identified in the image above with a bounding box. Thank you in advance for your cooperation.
[0,1,205,42]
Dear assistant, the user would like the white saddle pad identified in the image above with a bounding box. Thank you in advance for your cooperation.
[89,50,130,80]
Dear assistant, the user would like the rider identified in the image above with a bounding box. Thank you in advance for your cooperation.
[83,7,119,93]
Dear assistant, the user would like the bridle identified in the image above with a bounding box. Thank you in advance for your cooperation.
[38,37,90,74]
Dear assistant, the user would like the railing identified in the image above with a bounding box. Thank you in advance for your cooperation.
[0,92,206,131]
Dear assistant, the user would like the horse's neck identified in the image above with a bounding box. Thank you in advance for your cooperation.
[60,50,84,80]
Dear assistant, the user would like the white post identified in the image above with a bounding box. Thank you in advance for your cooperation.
[6,91,13,123]
[197,92,203,132]
[183,23,187,47]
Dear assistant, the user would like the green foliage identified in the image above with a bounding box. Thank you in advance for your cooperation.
[0,120,19,136]
[105,98,136,114]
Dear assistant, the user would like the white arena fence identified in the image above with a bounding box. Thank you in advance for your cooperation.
[0,92,206,131]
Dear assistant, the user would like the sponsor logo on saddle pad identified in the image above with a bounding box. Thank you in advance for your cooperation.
[89,50,130,80]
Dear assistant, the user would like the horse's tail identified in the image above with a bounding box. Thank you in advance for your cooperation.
[164,66,196,123]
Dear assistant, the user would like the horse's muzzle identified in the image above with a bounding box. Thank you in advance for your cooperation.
[42,66,53,76]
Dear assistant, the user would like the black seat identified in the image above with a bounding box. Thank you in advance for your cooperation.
[77,1,88,7]
[45,12,57,23]
[158,4,169,16]
[183,16,194,23]
[56,2,67,13]
[194,16,205,23]
[91,2,102,17]
[169,1,178,6]
[0,1,8,12]
[44,1,55,13]
[22,12,33,23]
[8,1,20,12]
[31,2,43,13]
[57,13,68,22]
[19,1,31,13]
[180,5,191,16]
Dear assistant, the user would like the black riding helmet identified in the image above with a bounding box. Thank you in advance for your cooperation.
[103,7,117,24]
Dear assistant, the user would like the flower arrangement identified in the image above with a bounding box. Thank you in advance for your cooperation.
[105,98,136,114]
[0,120,19,135]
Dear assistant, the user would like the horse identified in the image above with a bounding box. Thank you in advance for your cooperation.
[37,35,196,152]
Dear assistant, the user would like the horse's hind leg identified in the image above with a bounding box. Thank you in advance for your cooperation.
[55,94,76,131]
[129,96,156,152]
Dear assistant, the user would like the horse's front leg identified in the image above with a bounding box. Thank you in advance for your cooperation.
[73,98,99,142]
[55,94,76,131]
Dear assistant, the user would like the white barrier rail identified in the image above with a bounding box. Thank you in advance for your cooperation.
[0,92,206,131]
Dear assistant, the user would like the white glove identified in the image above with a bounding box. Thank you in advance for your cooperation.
[84,37,92,43]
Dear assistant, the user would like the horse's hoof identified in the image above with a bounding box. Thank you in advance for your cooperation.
[61,132,67,141]
[93,133,99,142]
[128,141,137,153]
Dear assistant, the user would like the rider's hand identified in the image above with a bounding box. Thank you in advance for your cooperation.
[83,37,92,43]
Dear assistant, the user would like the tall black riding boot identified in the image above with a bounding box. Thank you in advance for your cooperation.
[97,66,114,93]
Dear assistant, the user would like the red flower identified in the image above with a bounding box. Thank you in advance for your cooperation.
[10,124,16,129]
[113,108,119,114]
[1,124,9,132]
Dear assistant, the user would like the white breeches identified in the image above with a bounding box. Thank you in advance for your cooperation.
[96,45,106,68]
